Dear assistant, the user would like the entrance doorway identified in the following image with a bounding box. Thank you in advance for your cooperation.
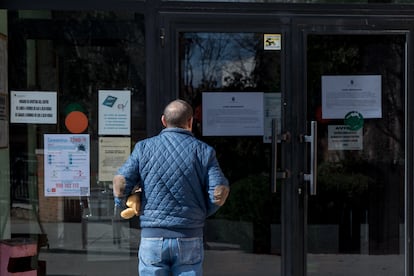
[173,18,408,275]
[177,31,283,275]
[304,33,406,275]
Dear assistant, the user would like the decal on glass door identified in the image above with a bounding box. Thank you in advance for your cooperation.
[264,34,281,50]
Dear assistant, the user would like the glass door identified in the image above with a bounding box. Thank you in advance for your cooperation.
[172,19,408,276]
[177,32,283,275]
[305,33,406,275]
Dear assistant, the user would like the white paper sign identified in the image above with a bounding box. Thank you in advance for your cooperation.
[328,125,363,150]
[98,137,131,182]
[202,92,264,136]
[44,134,90,197]
[98,90,131,135]
[322,75,381,119]
[11,91,57,124]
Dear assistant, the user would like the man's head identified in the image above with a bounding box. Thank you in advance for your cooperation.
[161,99,193,130]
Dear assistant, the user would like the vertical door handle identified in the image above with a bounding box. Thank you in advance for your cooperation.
[303,121,317,195]
[271,119,289,193]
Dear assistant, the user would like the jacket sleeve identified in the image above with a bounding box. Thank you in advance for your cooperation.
[117,144,140,196]
[205,149,229,217]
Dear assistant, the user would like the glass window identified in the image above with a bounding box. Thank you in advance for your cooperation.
[6,10,145,275]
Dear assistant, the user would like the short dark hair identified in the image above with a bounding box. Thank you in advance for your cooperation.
[163,99,193,128]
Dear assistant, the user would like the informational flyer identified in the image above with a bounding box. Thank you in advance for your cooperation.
[322,75,381,119]
[98,90,131,135]
[202,92,264,136]
[98,137,131,182]
[328,125,363,150]
[44,134,90,197]
[263,93,282,143]
[10,91,57,124]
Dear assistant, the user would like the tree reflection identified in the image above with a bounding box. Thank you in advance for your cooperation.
[179,32,281,253]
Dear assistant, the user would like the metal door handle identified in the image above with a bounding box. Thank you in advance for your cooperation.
[271,119,289,193]
[303,121,317,195]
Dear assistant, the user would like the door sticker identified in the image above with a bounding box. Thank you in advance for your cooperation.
[344,111,364,131]
[264,34,281,50]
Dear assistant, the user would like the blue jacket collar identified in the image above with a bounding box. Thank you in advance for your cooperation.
[161,127,194,136]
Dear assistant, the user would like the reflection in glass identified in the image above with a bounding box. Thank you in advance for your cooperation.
[179,32,282,275]
[307,35,405,275]
[7,11,145,275]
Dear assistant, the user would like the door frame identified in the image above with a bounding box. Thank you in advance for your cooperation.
[156,6,414,276]
[292,17,414,276]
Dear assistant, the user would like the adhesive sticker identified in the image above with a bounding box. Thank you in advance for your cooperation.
[344,111,364,131]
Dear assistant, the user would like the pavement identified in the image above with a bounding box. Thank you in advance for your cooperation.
[7,213,404,276]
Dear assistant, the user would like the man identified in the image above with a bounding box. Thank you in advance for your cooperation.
[113,99,230,276]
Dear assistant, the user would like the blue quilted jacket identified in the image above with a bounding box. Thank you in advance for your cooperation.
[117,127,229,238]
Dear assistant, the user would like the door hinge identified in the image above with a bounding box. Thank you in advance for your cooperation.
[160,28,165,48]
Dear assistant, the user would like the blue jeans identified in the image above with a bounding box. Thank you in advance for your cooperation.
[138,237,204,276]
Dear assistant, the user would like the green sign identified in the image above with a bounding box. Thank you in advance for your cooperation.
[344,111,364,131]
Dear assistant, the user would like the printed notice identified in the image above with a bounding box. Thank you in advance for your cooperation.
[202,92,264,136]
[328,125,363,150]
[322,75,381,119]
[99,90,131,135]
[44,134,90,197]
[11,91,57,124]
[98,137,131,182]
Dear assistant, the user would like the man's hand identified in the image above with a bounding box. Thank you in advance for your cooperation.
[114,196,125,208]
[213,185,230,206]
[113,175,126,198]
